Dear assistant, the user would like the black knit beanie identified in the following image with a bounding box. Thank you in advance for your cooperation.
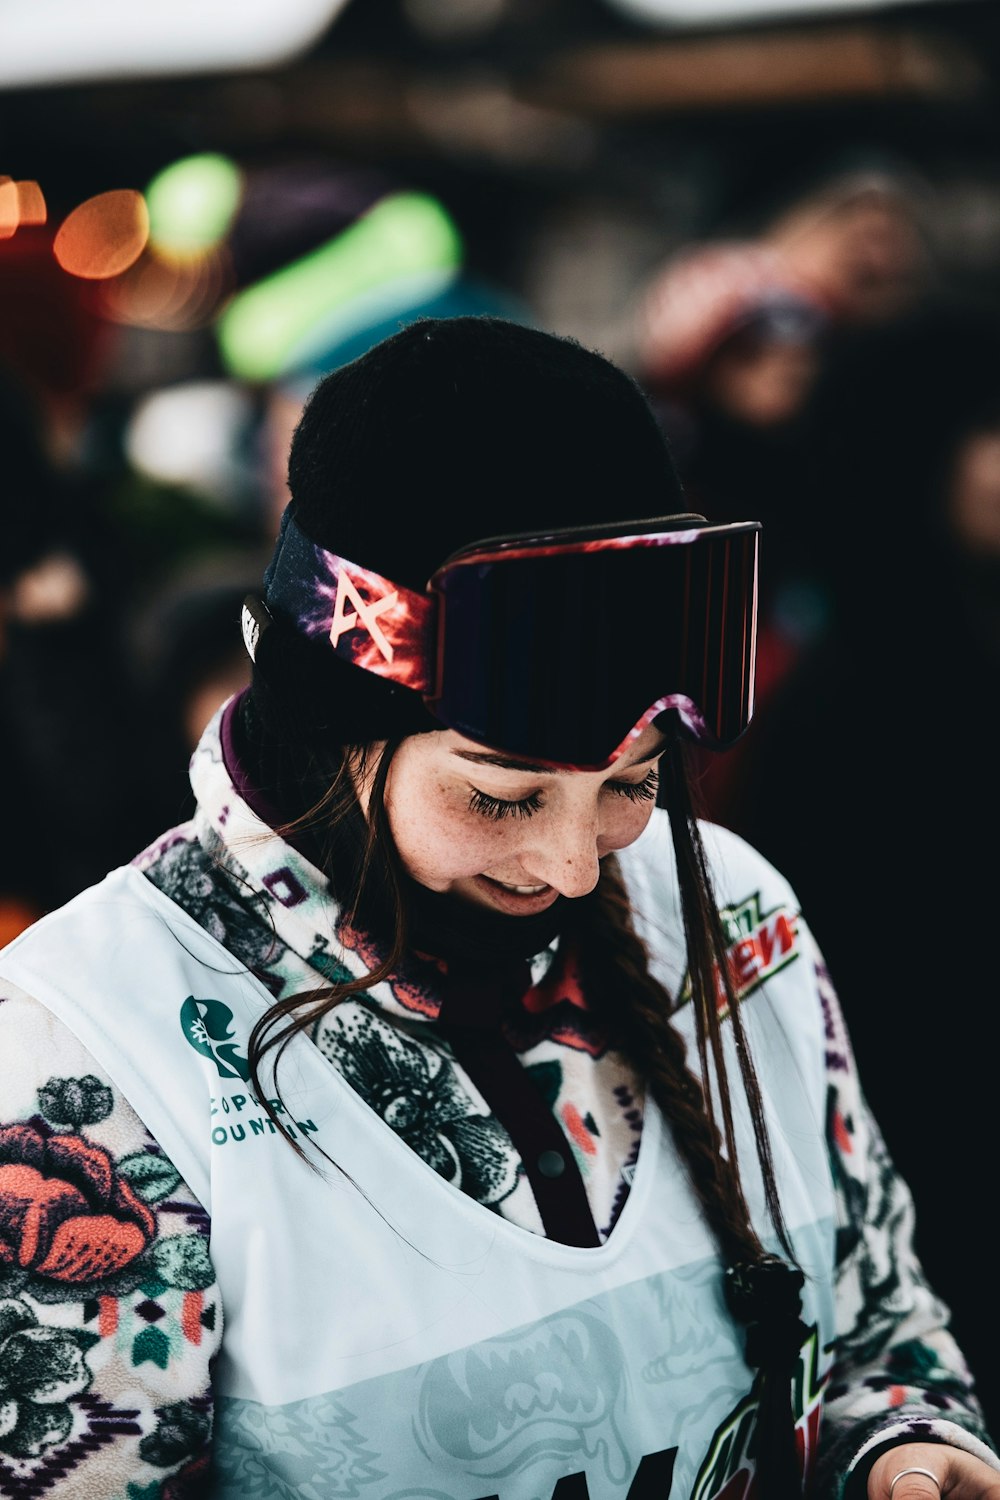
[250,314,688,744]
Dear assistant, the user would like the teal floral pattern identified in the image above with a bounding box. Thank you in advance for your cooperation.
[0,1296,92,1458]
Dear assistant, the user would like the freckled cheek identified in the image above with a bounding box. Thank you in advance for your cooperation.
[599,799,657,854]
[394,810,512,885]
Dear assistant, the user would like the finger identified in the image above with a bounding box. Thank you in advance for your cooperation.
[887,1465,943,1500]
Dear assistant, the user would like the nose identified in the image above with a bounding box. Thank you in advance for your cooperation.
[521,805,602,900]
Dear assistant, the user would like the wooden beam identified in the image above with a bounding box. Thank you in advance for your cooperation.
[516,23,984,115]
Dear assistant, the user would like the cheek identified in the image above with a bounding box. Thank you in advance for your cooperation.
[600,796,657,852]
[390,798,510,887]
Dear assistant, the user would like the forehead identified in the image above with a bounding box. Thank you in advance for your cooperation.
[441,722,667,774]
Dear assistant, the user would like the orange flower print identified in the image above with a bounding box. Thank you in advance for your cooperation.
[0,1124,156,1288]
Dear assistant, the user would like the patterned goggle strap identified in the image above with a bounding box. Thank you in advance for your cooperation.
[252,510,436,694]
[249,508,761,769]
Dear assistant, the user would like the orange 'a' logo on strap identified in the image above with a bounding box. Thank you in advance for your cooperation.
[329,571,399,663]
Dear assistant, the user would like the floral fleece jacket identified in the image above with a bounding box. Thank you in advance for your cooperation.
[0,699,996,1500]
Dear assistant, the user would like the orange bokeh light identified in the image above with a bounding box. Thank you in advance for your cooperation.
[0,179,18,239]
[53,188,149,279]
[97,242,234,330]
[0,179,46,239]
[16,181,47,225]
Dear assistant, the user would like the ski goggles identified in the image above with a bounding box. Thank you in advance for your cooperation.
[245,510,761,770]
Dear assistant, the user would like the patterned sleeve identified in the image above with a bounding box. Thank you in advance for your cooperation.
[811,934,1000,1498]
[0,984,222,1500]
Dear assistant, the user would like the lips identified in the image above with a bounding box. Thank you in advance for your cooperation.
[476,875,559,913]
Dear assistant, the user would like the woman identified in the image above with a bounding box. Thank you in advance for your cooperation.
[0,315,996,1500]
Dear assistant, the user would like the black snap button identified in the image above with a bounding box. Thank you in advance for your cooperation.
[537,1149,565,1178]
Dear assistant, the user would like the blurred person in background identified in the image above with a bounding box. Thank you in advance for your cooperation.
[763,162,931,329]
[634,240,830,685]
[0,221,116,467]
[0,364,158,927]
[632,157,935,819]
[711,296,1000,1437]
[0,216,268,920]
[125,549,265,829]
[633,158,933,631]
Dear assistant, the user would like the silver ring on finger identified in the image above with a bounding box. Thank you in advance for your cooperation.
[888,1467,942,1498]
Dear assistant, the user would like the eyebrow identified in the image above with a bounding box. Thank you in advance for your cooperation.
[451,746,664,775]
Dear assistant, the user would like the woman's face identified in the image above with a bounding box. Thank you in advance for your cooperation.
[353,724,665,915]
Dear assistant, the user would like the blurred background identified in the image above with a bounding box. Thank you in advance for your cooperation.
[3,0,1000,1437]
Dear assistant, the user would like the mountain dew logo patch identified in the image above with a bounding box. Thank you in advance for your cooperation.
[180,996,251,1081]
[678,892,800,1018]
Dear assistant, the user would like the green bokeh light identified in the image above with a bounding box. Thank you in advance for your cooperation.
[216,191,464,383]
[146,152,243,255]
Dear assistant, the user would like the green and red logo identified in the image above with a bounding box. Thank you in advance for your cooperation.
[678,891,800,1018]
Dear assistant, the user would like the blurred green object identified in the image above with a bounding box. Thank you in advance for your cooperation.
[279,275,536,393]
[146,152,244,256]
[215,191,464,382]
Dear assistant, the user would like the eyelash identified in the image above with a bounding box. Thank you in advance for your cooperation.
[468,769,659,822]
[468,789,544,821]
[616,769,660,804]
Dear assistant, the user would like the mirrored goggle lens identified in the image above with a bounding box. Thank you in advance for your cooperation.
[429,523,759,768]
